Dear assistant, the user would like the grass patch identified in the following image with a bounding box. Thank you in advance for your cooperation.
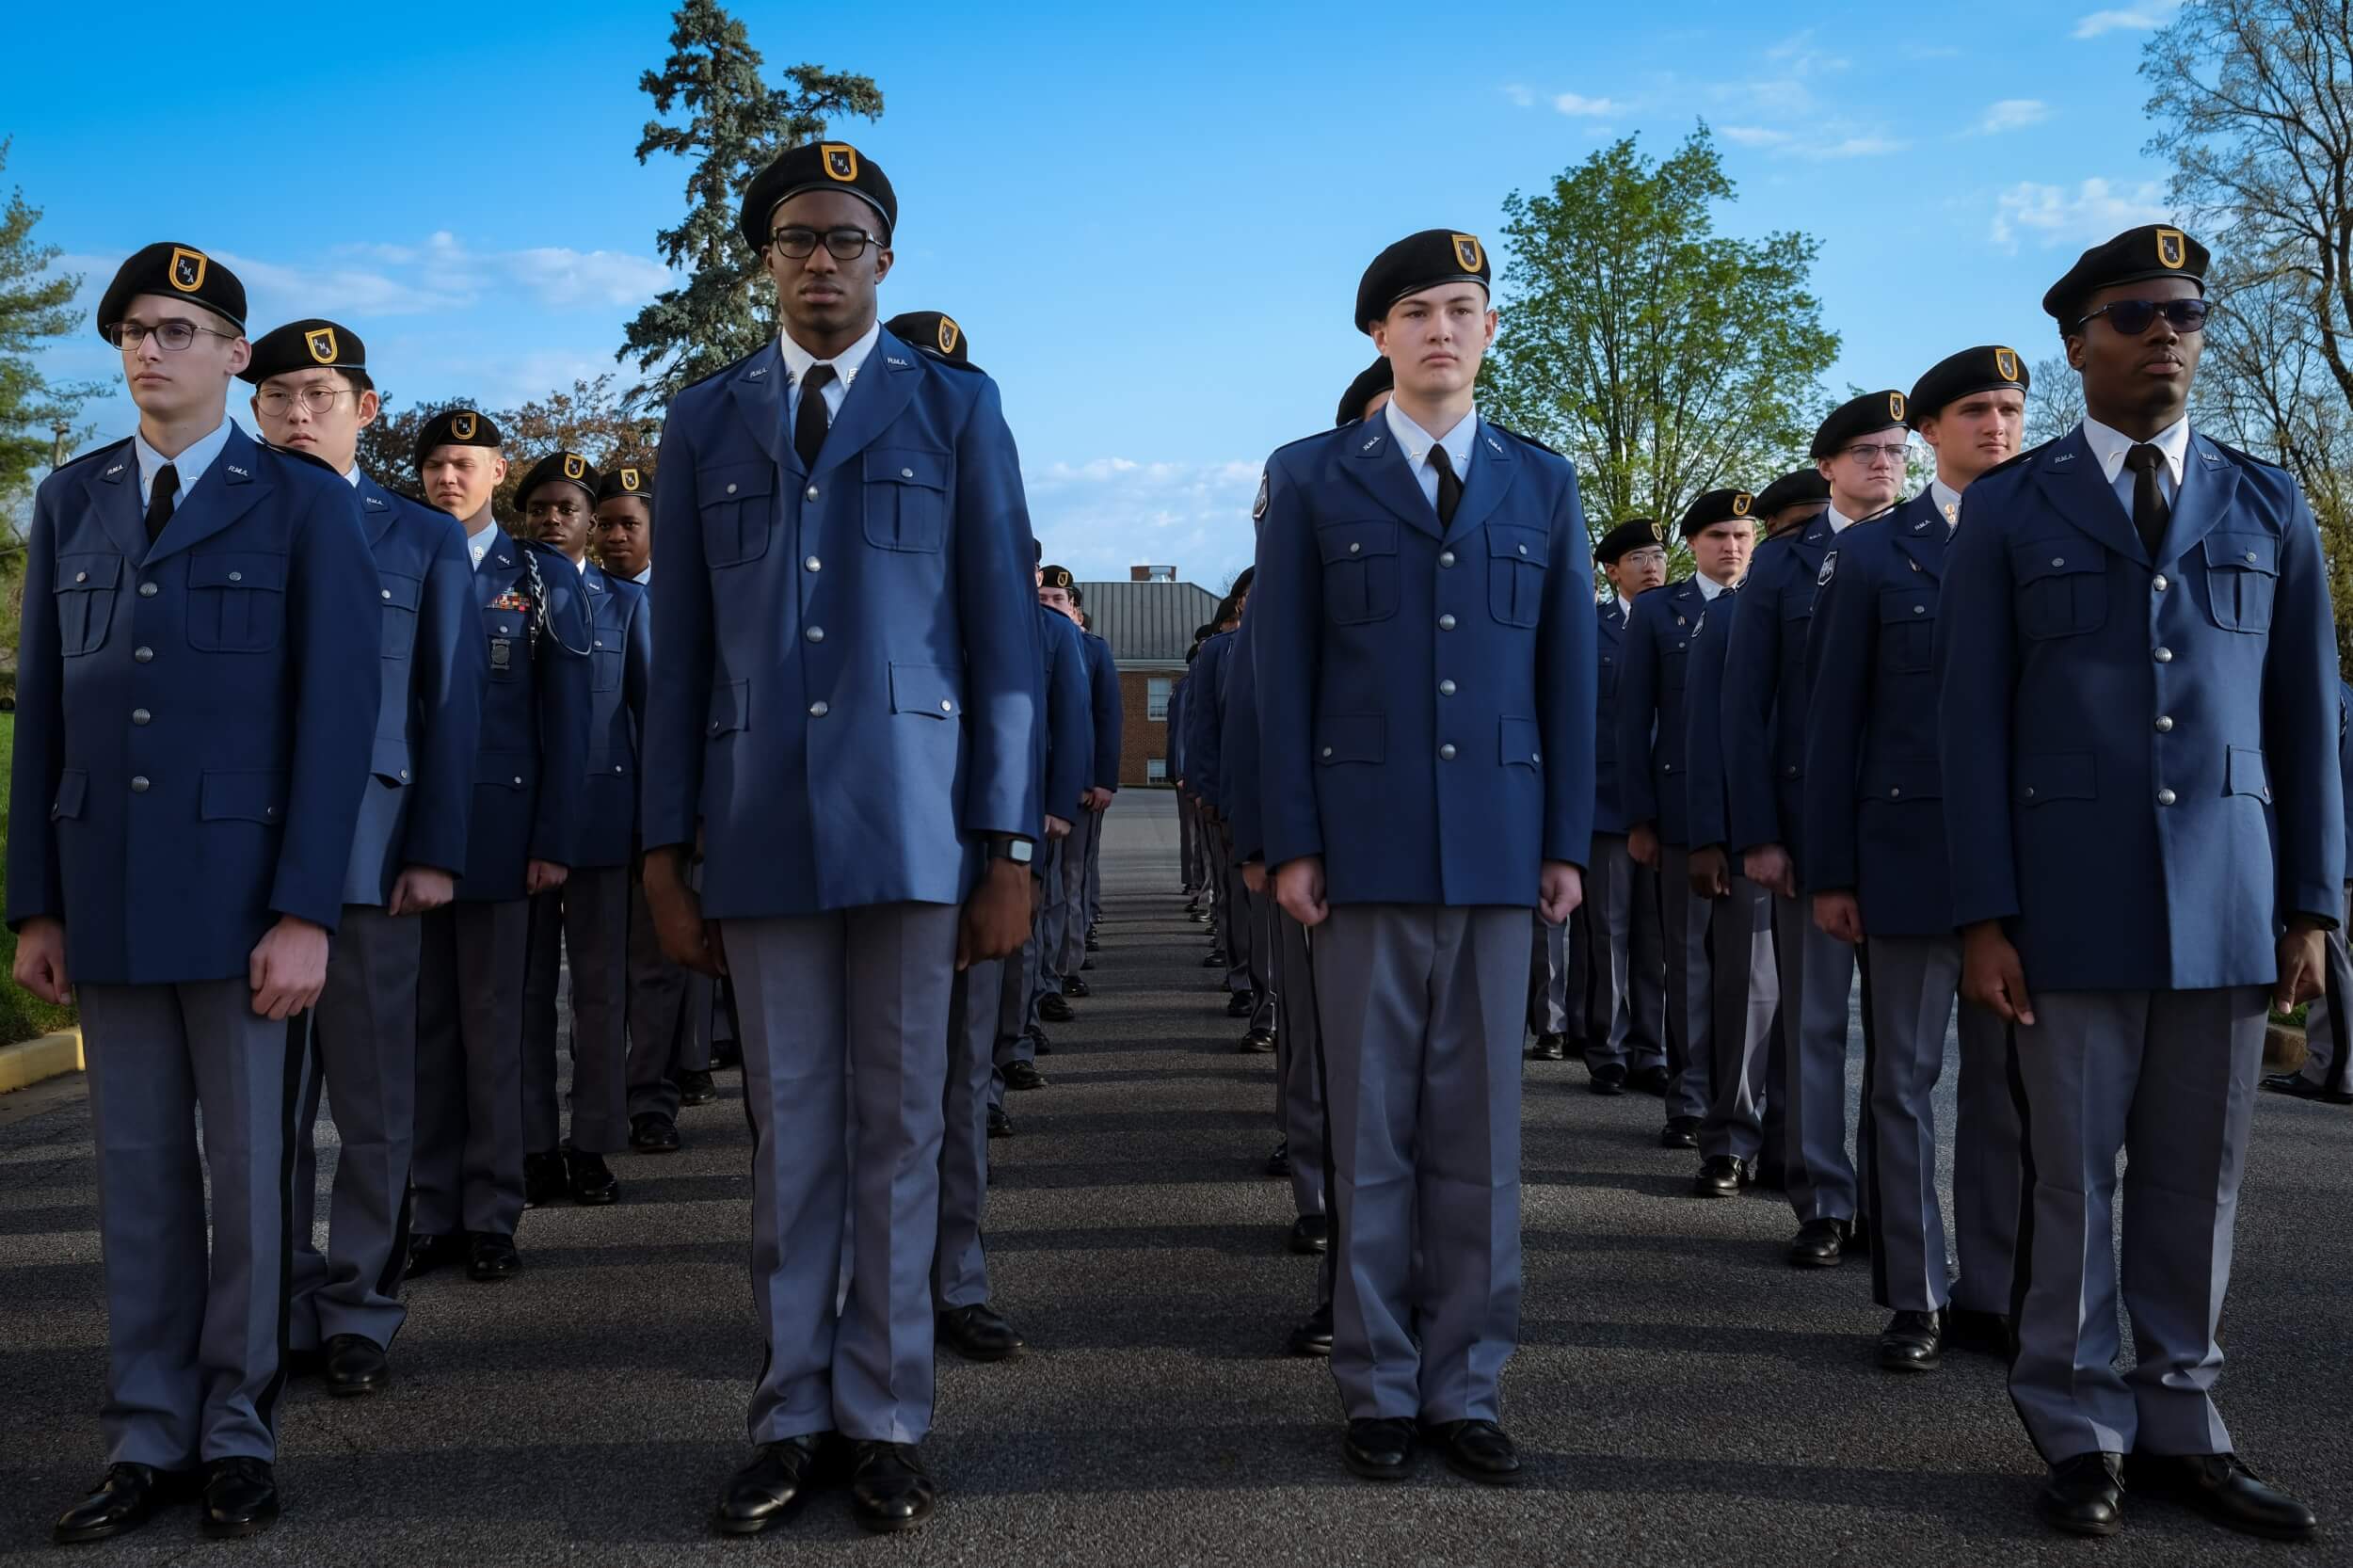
[0,712,79,1047]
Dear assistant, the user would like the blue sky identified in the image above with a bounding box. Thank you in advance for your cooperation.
[13,0,2186,587]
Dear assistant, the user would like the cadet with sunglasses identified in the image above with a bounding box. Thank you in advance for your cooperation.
[16,246,381,1543]
[1938,225,2337,1542]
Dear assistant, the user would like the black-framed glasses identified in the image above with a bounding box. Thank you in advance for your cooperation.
[1839,440,1913,469]
[104,319,238,352]
[769,226,881,261]
[2076,297,2214,336]
[255,384,357,415]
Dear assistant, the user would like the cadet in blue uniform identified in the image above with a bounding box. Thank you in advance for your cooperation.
[1755,468,1831,541]
[14,246,380,1542]
[1189,592,1258,1010]
[1939,226,2338,1541]
[1802,346,2029,1371]
[638,141,1040,1536]
[1257,230,1594,1484]
[244,319,483,1401]
[2265,676,2353,1104]
[404,409,592,1285]
[1168,660,1196,896]
[1723,392,1910,1265]
[518,452,649,1208]
[1023,565,1087,1041]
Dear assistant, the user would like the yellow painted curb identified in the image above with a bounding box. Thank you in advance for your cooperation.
[0,1028,84,1094]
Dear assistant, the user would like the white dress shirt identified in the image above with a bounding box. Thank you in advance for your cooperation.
[1824,503,1863,536]
[342,464,363,488]
[133,416,234,507]
[1383,399,1477,513]
[1695,571,1728,602]
[2080,412,2189,513]
[632,565,652,585]
[466,520,497,571]
[1930,477,1962,529]
[779,319,881,431]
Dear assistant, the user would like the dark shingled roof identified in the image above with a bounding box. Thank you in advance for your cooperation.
[1078,578,1221,665]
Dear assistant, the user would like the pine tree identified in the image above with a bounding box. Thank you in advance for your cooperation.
[0,138,97,504]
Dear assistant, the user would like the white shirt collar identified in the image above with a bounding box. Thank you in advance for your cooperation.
[464,517,497,570]
[1929,478,1962,527]
[632,565,651,585]
[133,415,234,506]
[1824,503,1860,535]
[2080,412,2190,487]
[573,555,589,575]
[1383,399,1477,474]
[1693,571,1728,601]
[778,318,882,394]
[341,463,364,488]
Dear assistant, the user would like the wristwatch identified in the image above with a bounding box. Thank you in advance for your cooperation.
[983,835,1035,867]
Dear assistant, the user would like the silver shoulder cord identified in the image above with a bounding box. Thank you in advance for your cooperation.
[517,544,592,659]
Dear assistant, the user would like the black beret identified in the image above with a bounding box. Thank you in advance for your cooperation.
[1908,345,2029,424]
[97,242,246,338]
[740,141,898,251]
[1040,564,1075,589]
[885,311,968,365]
[1336,357,1395,426]
[2042,224,2208,323]
[238,318,364,385]
[1811,391,1910,460]
[1354,229,1492,332]
[596,465,653,504]
[515,452,600,507]
[1752,468,1831,516]
[1595,517,1669,564]
[1679,488,1756,538]
[413,408,502,472]
[1231,565,1257,595]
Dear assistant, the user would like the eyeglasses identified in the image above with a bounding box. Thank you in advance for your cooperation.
[104,319,238,352]
[1840,441,1912,469]
[1618,548,1669,567]
[255,384,357,415]
[769,226,882,261]
[2075,297,2214,336]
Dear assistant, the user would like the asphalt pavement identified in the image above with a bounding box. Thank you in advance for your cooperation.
[2,789,2349,1565]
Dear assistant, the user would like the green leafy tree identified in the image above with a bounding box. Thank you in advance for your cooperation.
[0,138,98,510]
[617,0,882,407]
[1481,126,1839,551]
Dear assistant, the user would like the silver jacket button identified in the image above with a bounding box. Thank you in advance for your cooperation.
[1439,744,1457,760]
[1439,680,1456,696]
[2153,647,2173,663]
[806,626,824,643]
[2157,788,2177,806]
[1438,614,1456,631]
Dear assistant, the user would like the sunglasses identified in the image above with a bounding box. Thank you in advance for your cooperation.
[2074,297,2214,336]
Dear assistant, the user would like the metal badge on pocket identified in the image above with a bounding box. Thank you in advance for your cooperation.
[489,637,513,673]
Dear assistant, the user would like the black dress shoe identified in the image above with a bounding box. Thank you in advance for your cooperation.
[1787,1217,1853,1268]
[1264,1141,1291,1177]
[404,1230,464,1280]
[1424,1419,1522,1485]
[1064,975,1093,999]
[2261,1070,2353,1104]
[1225,989,1257,1017]
[1588,1062,1627,1096]
[630,1112,681,1153]
[522,1150,567,1208]
[711,1040,742,1071]
[937,1302,1026,1362]
[1189,908,1209,922]
[1626,1064,1673,1096]
[564,1147,620,1206]
[2124,1451,2318,1541]
[1203,950,1227,968]
[1878,1308,1943,1372]
[2037,1451,2124,1537]
[1003,1060,1048,1092]
[1944,1306,2014,1357]
[848,1442,936,1533]
[1525,1032,1566,1062]
[987,1105,1013,1138]
[1085,935,1101,952]
[714,1437,827,1535]
[467,1232,520,1282]
[676,1069,718,1107]
[1657,1115,1701,1149]
[1289,1303,1334,1356]
[1029,1026,1053,1053]
[1692,1154,1750,1197]
[323,1334,390,1396]
[200,1457,279,1539]
[1038,993,1077,1023]
[1342,1417,1416,1480]
[1289,1214,1330,1255]
[1080,957,1096,970]
[52,1464,192,1544]
[1238,1027,1276,1053]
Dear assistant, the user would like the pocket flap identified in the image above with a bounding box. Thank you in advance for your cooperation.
[1862,757,1942,801]
[55,557,120,593]
[474,747,532,790]
[708,679,748,736]
[699,460,774,504]
[888,662,963,719]
[2016,751,2095,805]
[2227,744,2272,799]
[1317,520,1400,565]
[1878,587,1938,624]
[1486,524,1550,567]
[199,769,287,824]
[1314,712,1385,765]
[52,768,87,821]
[377,570,424,611]
[372,735,411,786]
[188,553,287,591]
[2011,543,2103,584]
[864,448,950,491]
[2206,531,2280,577]
[1499,715,1544,769]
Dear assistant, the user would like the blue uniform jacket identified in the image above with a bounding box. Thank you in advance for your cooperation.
[460,529,592,903]
[1936,426,2344,990]
[344,473,483,905]
[1615,577,1709,847]
[1039,604,1094,829]
[2339,680,2353,872]
[1681,588,1737,851]
[1593,596,1631,836]
[1185,629,1237,813]
[1722,514,1839,861]
[1166,672,1189,784]
[1223,612,1267,860]
[573,561,650,870]
[1083,629,1123,791]
[642,330,1042,916]
[1255,416,1596,904]
[8,425,381,983]
[1801,492,1954,936]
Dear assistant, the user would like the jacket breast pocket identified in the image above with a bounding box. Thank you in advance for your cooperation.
[186,552,288,653]
[481,605,528,683]
[377,570,423,660]
[1877,586,1937,674]
[1599,651,1619,700]
[589,611,625,693]
[1486,524,1549,628]
[1317,520,1401,625]
[2011,543,2107,640]
[1660,636,1690,694]
[862,449,950,553]
[699,460,774,568]
[53,556,120,657]
[2202,531,2279,633]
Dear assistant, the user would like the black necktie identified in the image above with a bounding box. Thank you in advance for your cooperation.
[794,363,837,471]
[1428,442,1462,529]
[2122,443,2170,559]
[145,463,179,545]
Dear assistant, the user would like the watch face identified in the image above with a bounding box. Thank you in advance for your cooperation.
[1009,839,1034,864]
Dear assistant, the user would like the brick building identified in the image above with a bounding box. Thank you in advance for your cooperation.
[1077,567,1222,786]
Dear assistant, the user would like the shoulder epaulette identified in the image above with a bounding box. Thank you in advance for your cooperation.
[261,441,342,477]
[1974,438,2055,483]
[1485,421,1563,458]
[674,343,774,398]
[48,436,134,476]
[2203,436,2285,476]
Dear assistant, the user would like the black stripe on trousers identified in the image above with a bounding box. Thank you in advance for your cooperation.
[1999,1016,2057,1464]
[1297,916,1340,1338]
[1856,943,1888,1304]
[721,970,778,1411]
[257,1008,314,1441]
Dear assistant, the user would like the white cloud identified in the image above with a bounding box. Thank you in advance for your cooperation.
[1765,28,1850,73]
[1721,124,1906,159]
[1815,136,1908,159]
[1990,176,2174,249]
[1721,125,1793,148]
[1500,82,1535,107]
[2073,1,2184,39]
[1025,456,1264,584]
[1976,98,2052,134]
[1553,91,1622,116]
[498,248,673,308]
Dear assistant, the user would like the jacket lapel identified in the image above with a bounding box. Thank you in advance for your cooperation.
[1448,421,1521,538]
[477,527,518,605]
[1891,491,1947,580]
[355,473,401,547]
[81,444,151,564]
[808,328,922,484]
[2031,426,2146,567]
[145,426,269,563]
[2160,434,2242,564]
[726,341,792,474]
[1335,420,1444,541]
